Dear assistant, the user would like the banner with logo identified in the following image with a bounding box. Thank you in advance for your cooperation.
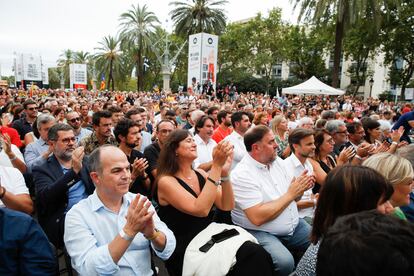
[69,63,87,90]
[187,33,218,93]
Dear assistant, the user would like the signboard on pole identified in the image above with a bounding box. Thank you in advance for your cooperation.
[69,63,87,90]
[405,88,414,100]
[187,33,218,93]
[14,53,43,89]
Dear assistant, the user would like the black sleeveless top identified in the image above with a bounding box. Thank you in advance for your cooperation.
[157,170,214,276]
[313,156,335,194]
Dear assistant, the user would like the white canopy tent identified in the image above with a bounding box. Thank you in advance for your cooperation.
[282,76,345,95]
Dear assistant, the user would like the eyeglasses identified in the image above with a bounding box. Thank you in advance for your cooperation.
[69,117,81,123]
[60,137,76,144]
[336,131,348,135]
[27,107,38,111]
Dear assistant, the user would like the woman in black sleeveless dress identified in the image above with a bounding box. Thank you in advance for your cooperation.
[155,129,275,276]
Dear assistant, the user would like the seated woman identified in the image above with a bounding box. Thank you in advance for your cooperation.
[295,165,394,276]
[362,118,403,154]
[363,152,414,220]
[271,115,290,159]
[156,129,275,276]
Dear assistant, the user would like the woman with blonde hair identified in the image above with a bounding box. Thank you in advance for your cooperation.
[271,115,290,159]
[363,152,414,220]
[253,111,268,126]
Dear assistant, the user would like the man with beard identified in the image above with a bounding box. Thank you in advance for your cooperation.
[80,110,118,155]
[212,110,233,143]
[33,124,95,247]
[66,111,92,144]
[114,119,150,197]
[231,125,314,275]
[283,128,317,224]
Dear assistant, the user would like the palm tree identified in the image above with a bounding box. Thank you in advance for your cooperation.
[94,36,122,91]
[57,49,74,87]
[169,0,228,37]
[292,0,394,88]
[119,4,160,91]
[73,51,90,64]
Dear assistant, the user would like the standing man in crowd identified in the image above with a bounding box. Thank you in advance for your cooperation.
[193,115,217,171]
[64,146,176,275]
[125,109,152,152]
[231,126,314,275]
[33,124,95,247]
[80,110,118,155]
[12,99,38,145]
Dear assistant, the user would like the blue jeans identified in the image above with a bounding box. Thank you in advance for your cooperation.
[248,219,311,276]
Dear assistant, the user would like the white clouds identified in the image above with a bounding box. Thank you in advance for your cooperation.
[0,0,297,75]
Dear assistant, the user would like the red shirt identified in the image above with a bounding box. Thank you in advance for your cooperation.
[0,126,23,148]
[212,126,232,143]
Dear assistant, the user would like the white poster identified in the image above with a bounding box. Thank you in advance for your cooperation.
[42,67,49,85]
[22,54,42,81]
[187,33,218,93]
[405,88,414,100]
[69,63,87,89]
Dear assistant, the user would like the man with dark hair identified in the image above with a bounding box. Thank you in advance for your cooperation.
[64,146,175,275]
[80,103,92,129]
[0,207,57,274]
[144,119,175,181]
[66,111,92,144]
[212,110,232,143]
[12,99,38,144]
[317,211,414,276]
[224,111,251,170]
[33,123,94,246]
[207,106,220,128]
[284,128,316,223]
[114,119,150,197]
[125,108,152,152]
[108,106,124,126]
[194,115,217,171]
[231,125,314,275]
[80,110,117,155]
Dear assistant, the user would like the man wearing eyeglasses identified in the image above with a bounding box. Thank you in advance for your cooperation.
[12,99,38,146]
[66,111,92,144]
[32,123,95,247]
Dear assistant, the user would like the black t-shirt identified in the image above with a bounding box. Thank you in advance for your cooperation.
[144,142,161,182]
[128,149,149,196]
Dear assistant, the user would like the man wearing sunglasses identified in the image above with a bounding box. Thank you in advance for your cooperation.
[66,111,92,144]
[32,123,94,247]
[12,99,38,146]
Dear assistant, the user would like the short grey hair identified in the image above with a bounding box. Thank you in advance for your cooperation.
[190,109,205,124]
[298,117,314,127]
[325,120,346,134]
[37,114,56,129]
[88,145,115,175]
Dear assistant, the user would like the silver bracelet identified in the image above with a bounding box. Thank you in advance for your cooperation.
[221,176,230,182]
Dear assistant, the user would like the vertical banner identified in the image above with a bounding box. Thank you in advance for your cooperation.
[187,33,218,93]
[14,53,43,89]
[69,63,87,90]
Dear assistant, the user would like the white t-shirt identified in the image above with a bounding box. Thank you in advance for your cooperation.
[0,145,25,168]
[231,154,299,236]
[0,166,28,207]
[283,154,314,218]
[223,131,247,171]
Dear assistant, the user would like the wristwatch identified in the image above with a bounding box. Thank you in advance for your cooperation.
[207,176,221,186]
[119,228,134,241]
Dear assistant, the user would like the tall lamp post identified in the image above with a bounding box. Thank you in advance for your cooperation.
[369,78,374,98]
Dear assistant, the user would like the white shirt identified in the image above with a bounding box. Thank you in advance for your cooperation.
[194,134,217,169]
[0,166,28,208]
[224,131,247,171]
[0,145,25,168]
[288,121,298,130]
[231,154,299,236]
[283,154,314,218]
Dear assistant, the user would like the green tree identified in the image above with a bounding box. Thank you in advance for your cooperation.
[293,0,393,88]
[119,4,160,91]
[285,25,331,81]
[381,0,414,100]
[343,18,379,96]
[169,0,228,37]
[94,35,122,91]
[57,49,74,87]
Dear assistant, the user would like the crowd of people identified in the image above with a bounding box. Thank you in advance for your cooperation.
[1,86,414,275]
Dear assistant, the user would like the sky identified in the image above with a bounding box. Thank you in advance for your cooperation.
[0,0,298,76]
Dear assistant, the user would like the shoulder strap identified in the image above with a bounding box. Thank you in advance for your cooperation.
[173,176,199,198]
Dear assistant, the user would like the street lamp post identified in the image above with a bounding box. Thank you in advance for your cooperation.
[369,78,374,98]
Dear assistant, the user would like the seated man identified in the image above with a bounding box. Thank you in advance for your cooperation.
[33,124,95,247]
[317,210,414,276]
[64,146,175,275]
[231,126,314,276]
[0,207,57,275]
[0,165,33,214]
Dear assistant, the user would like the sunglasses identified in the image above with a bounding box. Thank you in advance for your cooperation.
[69,117,81,123]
